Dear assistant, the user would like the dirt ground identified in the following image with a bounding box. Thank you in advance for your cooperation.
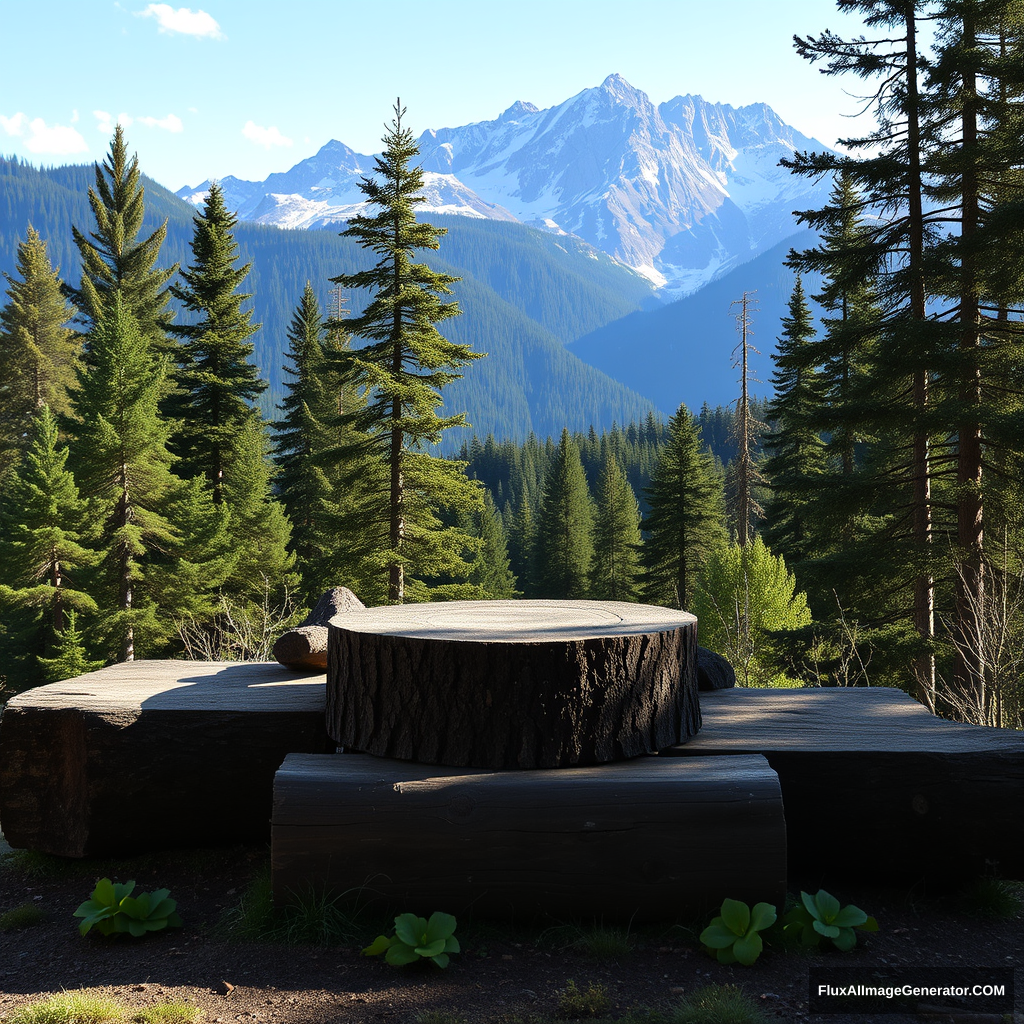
[0,840,1021,1024]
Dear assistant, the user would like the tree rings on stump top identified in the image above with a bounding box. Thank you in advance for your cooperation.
[325,599,700,769]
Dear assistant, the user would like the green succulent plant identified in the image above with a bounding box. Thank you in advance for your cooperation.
[699,898,777,965]
[74,877,183,938]
[363,911,460,968]
[783,889,878,951]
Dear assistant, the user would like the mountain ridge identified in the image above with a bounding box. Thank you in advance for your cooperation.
[177,74,831,298]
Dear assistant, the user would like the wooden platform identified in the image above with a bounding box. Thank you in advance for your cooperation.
[664,687,1024,880]
[271,751,786,923]
[0,661,329,857]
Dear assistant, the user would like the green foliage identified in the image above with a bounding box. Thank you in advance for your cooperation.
[67,294,179,661]
[959,878,1024,920]
[782,889,877,951]
[37,610,104,682]
[74,877,182,938]
[0,902,45,931]
[671,983,769,1024]
[0,226,79,471]
[363,911,460,968]
[643,404,726,609]
[129,1004,203,1024]
[2,991,123,1024]
[590,451,642,601]
[331,101,482,603]
[692,537,812,687]
[68,126,176,352]
[169,181,266,501]
[699,898,777,965]
[555,979,612,1019]
[0,404,100,686]
[536,429,595,598]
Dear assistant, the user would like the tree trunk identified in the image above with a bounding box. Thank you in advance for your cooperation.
[326,600,700,769]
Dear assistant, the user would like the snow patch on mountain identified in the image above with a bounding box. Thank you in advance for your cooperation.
[175,74,832,297]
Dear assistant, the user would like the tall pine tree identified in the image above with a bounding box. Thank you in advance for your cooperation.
[330,101,483,603]
[536,428,595,599]
[590,450,643,601]
[170,182,266,503]
[69,126,176,351]
[0,228,80,473]
[642,404,727,610]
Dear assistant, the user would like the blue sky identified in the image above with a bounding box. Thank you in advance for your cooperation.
[2,1,875,191]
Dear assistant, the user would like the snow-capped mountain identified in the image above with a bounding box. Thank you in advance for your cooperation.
[177,74,831,297]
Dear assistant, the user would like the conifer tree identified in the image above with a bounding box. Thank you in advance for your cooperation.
[69,126,176,350]
[763,278,827,568]
[37,610,103,683]
[222,411,296,604]
[0,405,100,686]
[468,491,519,599]
[642,404,727,609]
[67,294,179,662]
[727,291,765,545]
[0,228,80,472]
[170,182,266,502]
[590,451,643,602]
[330,101,483,603]
[536,429,595,599]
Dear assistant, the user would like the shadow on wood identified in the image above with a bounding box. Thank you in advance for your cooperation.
[664,687,1024,882]
[0,661,330,857]
[271,752,787,923]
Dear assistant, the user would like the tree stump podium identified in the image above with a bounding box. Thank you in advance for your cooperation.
[326,600,699,769]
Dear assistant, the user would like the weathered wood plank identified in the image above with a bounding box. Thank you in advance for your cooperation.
[0,661,330,857]
[271,752,786,922]
[326,600,700,769]
[663,688,1024,880]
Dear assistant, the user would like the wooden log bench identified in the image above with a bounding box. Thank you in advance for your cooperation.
[270,751,787,923]
[663,687,1024,881]
[326,599,700,769]
[0,661,330,857]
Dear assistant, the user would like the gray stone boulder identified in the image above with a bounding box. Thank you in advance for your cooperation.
[696,646,736,690]
[273,587,364,670]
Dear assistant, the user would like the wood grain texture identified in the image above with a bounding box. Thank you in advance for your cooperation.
[271,752,786,923]
[0,661,330,857]
[664,687,1024,880]
[326,600,700,769]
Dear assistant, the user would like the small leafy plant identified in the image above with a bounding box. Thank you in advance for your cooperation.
[74,877,183,937]
[782,889,877,951]
[700,898,777,965]
[363,911,460,968]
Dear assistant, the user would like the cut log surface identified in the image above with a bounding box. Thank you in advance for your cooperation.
[664,687,1024,879]
[326,600,700,769]
[271,751,786,922]
[0,661,329,858]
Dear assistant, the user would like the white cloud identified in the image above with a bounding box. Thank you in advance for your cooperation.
[242,120,293,148]
[0,112,27,136]
[94,110,133,135]
[137,113,184,132]
[1,112,88,155]
[137,4,224,38]
[71,109,80,124]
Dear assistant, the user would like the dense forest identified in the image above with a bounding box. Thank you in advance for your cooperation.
[0,0,1021,732]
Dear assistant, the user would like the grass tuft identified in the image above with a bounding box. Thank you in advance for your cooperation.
[130,1003,204,1023]
[959,878,1024,920]
[3,991,123,1024]
[219,864,376,946]
[670,984,769,1024]
[0,902,45,931]
[555,979,612,1019]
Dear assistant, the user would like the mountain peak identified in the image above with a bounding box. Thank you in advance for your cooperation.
[499,100,539,122]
